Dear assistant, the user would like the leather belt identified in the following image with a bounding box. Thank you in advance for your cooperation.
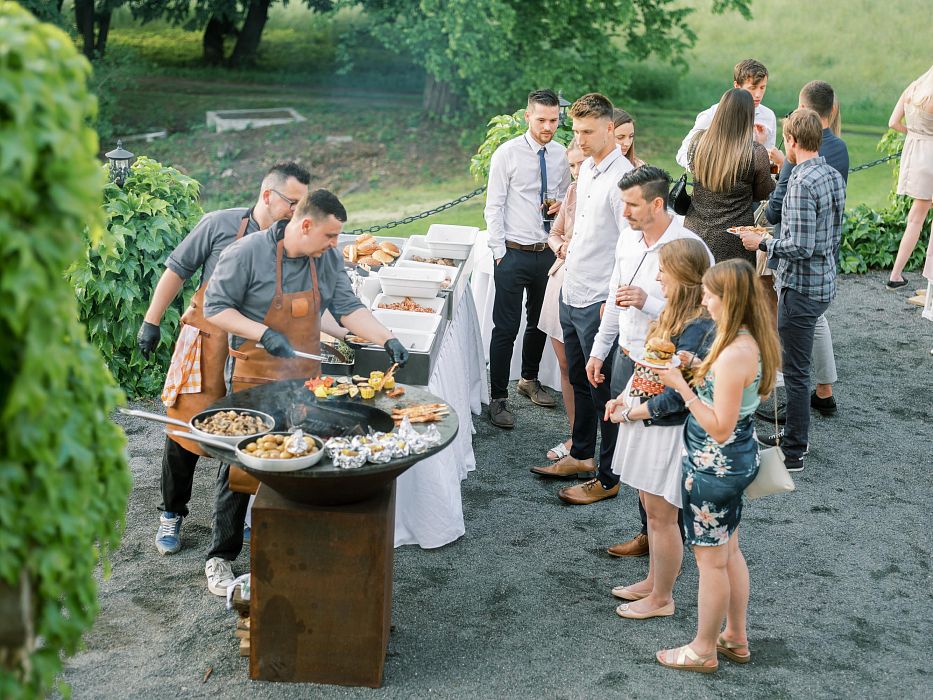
[505,240,548,252]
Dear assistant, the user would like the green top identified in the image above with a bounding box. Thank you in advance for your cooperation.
[697,330,761,417]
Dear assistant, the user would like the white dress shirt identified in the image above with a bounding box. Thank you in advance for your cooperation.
[675,101,777,168]
[561,146,633,308]
[485,131,570,260]
[589,217,714,361]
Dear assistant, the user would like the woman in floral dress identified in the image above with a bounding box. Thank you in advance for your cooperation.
[655,259,780,673]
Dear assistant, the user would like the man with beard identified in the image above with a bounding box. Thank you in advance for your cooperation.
[485,89,571,429]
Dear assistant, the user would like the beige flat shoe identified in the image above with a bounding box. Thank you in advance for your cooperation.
[616,601,674,619]
[611,585,648,601]
[717,634,751,663]
[656,644,718,673]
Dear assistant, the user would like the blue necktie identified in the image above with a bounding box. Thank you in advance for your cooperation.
[538,147,550,233]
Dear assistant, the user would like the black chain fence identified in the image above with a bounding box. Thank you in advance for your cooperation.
[345,151,902,235]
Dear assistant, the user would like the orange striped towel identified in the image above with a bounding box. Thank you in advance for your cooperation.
[161,324,202,407]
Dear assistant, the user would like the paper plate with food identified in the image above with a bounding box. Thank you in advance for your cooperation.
[726,225,771,236]
[630,338,682,370]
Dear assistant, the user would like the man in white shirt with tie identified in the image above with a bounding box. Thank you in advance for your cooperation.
[530,93,632,504]
[485,89,571,429]
[675,58,777,168]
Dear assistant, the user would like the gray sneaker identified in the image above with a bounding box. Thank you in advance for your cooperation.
[517,378,556,407]
[205,557,236,596]
[488,398,514,429]
[155,512,183,555]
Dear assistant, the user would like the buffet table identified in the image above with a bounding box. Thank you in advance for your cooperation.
[471,230,564,392]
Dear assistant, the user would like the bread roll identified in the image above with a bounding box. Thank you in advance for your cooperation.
[356,234,374,245]
[379,241,401,257]
[357,255,381,267]
[357,240,378,255]
[372,249,394,264]
[345,244,358,263]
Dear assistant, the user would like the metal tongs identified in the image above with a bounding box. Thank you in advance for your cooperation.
[256,343,325,362]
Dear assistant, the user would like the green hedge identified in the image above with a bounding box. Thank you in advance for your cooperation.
[0,4,131,697]
[67,157,203,398]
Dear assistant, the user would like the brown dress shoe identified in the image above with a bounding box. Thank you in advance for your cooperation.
[517,378,556,407]
[529,455,597,479]
[607,532,649,557]
[558,478,620,505]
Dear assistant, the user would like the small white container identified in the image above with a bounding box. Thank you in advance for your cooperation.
[424,224,478,260]
[389,329,435,353]
[395,260,456,290]
[377,265,446,298]
[372,308,442,333]
[371,294,445,315]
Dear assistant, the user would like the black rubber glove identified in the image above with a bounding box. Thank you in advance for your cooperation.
[260,328,295,358]
[137,321,161,358]
[383,337,409,367]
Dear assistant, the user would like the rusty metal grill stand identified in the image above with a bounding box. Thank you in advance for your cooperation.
[250,483,396,687]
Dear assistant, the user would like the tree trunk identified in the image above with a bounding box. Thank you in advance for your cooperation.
[202,14,229,65]
[94,10,111,57]
[422,74,461,120]
[229,0,271,67]
[74,0,95,60]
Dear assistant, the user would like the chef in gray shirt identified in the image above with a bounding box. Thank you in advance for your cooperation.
[200,188,408,596]
[137,162,310,559]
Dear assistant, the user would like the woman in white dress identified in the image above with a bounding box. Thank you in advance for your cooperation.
[538,140,586,460]
[604,238,714,619]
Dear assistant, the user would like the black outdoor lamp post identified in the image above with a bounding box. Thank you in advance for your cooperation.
[558,91,572,126]
[105,140,135,187]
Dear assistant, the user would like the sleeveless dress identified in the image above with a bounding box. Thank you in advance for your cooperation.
[897,103,933,201]
[681,338,761,547]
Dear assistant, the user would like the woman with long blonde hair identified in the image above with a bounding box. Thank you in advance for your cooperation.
[654,259,780,673]
[605,238,714,620]
[685,88,775,264]
[887,65,933,289]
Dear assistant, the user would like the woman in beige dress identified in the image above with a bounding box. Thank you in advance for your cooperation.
[538,140,585,460]
[887,65,933,289]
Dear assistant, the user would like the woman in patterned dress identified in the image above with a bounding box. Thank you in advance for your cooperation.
[654,259,780,673]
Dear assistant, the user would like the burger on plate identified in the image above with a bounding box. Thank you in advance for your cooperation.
[643,338,675,364]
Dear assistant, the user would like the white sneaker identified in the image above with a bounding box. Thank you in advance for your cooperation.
[205,557,236,596]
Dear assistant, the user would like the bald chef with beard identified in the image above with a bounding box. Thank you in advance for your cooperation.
[200,188,408,596]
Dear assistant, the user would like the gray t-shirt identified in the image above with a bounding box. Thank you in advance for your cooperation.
[204,223,364,347]
[166,207,259,283]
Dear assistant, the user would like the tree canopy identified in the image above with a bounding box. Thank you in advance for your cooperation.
[358,0,752,119]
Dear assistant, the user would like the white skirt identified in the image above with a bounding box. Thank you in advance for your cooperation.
[537,265,564,342]
[611,376,684,508]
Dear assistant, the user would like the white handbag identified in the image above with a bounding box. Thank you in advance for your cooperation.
[745,396,796,500]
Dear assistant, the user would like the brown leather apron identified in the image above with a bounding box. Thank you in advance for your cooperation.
[229,239,322,391]
[167,214,251,456]
[227,240,322,495]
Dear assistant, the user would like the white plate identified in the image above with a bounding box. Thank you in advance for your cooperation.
[629,350,682,370]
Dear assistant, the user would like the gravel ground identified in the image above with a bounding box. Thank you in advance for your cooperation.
[62,272,932,699]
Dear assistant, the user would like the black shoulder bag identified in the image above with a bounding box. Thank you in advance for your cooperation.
[670,173,691,216]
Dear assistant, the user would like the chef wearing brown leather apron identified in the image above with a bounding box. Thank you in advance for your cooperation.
[136,162,311,558]
[199,189,409,595]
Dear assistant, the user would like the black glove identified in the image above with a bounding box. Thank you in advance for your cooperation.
[383,337,409,367]
[260,328,295,358]
[137,321,161,358]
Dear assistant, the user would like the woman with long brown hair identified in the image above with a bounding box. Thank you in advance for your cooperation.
[685,88,774,264]
[605,238,714,620]
[654,259,780,673]
[613,108,645,168]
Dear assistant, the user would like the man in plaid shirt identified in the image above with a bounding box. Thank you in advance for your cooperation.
[740,109,846,472]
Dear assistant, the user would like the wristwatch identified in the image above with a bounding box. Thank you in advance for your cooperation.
[758,238,769,253]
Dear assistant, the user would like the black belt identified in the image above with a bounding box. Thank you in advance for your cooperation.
[505,240,548,252]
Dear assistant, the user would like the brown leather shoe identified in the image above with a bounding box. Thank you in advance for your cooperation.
[517,378,556,407]
[530,455,597,479]
[558,478,620,505]
[607,532,649,557]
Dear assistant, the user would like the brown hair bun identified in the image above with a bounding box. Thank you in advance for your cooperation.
[379,241,401,257]
[372,249,394,264]
[357,240,378,255]
[357,255,381,267]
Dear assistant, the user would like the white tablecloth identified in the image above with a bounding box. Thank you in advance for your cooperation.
[470,230,564,392]
[393,286,488,548]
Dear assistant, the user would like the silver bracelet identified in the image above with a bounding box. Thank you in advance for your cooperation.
[684,395,698,408]
[621,407,632,423]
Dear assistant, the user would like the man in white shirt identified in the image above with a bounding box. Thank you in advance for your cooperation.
[675,58,777,168]
[569,167,713,549]
[485,89,572,429]
[530,93,632,501]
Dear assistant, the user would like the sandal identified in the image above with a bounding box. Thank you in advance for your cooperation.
[546,442,570,461]
[656,644,718,673]
[717,634,751,663]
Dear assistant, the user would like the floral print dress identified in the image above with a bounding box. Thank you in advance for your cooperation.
[681,360,761,547]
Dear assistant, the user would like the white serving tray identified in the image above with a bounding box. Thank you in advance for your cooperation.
[372,308,443,333]
[394,259,457,291]
[388,329,435,353]
[371,293,445,315]
[425,224,478,260]
[377,265,446,298]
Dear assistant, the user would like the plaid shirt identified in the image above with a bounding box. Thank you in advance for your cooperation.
[766,156,846,302]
